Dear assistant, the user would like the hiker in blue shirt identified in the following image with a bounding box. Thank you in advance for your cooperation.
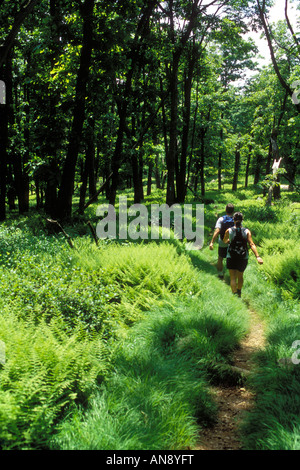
[223,212,263,297]
[209,203,235,279]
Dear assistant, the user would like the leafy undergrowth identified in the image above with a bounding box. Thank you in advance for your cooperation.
[226,197,300,450]
[201,193,300,450]
[51,286,249,450]
[0,187,299,450]
[237,262,300,450]
[0,219,249,450]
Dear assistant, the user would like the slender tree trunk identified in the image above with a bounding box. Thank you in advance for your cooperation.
[56,0,95,219]
[154,153,161,189]
[177,45,196,202]
[44,0,62,216]
[165,1,201,204]
[147,159,153,196]
[0,51,10,220]
[198,108,210,197]
[131,152,140,203]
[199,128,206,197]
[0,102,8,220]
[245,145,252,188]
[232,144,240,191]
[108,0,158,206]
[187,77,199,191]
[138,151,144,201]
[271,129,281,200]
[88,119,97,199]
[159,75,169,172]
[166,55,179,205]
[20,93,30,213]
[79,159,88,214]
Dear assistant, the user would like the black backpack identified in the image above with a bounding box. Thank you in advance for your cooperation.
[219,215,234,240]
[228,227,248,260]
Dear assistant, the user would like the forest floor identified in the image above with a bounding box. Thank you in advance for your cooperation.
[195,298,266,451]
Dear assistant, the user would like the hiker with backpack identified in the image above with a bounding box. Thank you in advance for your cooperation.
[223,212,263,297]
[209,203,235,279]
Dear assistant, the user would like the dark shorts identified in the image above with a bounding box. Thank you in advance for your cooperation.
[218,246,228,258]
[226,257,248,273]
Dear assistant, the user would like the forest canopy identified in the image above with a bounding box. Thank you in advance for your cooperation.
[0,0,299,221]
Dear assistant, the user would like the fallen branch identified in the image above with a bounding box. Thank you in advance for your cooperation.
[82,172,113,212]
[87,220,98,245]
[46,218,74,248]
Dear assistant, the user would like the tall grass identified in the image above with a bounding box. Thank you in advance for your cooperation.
[0,215,249,450]
[216,193,300,450]
[52,292,249,450]
[1,185,299,450]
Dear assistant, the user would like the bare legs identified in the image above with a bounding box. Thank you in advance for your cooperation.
[217,256,224,274]
[229,269,244,296]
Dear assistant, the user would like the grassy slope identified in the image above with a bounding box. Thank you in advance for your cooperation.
[51,242,250,450]
[202,188,300,450]
[0,185,299,450]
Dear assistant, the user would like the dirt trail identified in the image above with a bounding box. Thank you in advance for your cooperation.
[195,306,266,451]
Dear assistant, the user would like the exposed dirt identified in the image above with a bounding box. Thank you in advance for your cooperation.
[195,306,266,451]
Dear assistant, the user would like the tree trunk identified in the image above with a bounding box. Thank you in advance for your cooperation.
[199,128,206,197]
[154,153,161,189]
[44,0,62,216]
[177,43,197,203]
[0,103,8,220]
[245,145,252,188]
[20,96,30,213]
[131,152,140,203]
[159,75,169,175]
[56,0,95,219]
[253,154,262,185]
[270,129,281,200]
[232,144,240,191]
[88,119,97,199]
[0,52,10,220]
[166,55,179,205]
[79,159,88,215]
[147,160,153,195]
[218,117,224,190]
[108,0,158,206]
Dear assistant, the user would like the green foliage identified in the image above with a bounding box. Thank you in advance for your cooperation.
[220,190,300,450]
[260,244,300,299]
[0,312,107,450]
[52,292,249,450]
[70,240,202,327]
[0,185,299,450]
[239,293,300,449]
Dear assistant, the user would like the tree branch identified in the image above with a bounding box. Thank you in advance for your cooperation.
[0,0,39,69]
[285,0,300,56]
[256,0,300,113]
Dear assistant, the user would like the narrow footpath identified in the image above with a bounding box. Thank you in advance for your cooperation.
[195,306,265,450]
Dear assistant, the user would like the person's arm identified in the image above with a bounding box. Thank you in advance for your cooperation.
[209,228,220,250]
[247,230,263,264]
[223,229,230,244]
